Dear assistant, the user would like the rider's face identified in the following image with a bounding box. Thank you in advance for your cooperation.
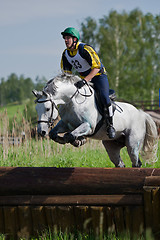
[64,36,76,49]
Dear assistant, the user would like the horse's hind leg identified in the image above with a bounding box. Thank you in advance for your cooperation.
[126,140,142,167]
[102,140,125,167]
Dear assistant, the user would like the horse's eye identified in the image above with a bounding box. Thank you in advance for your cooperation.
[46,108,50,112]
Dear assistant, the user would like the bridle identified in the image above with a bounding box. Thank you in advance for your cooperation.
[37,97,57,128]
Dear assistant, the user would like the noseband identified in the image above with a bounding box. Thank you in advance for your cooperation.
[37,97,57,128]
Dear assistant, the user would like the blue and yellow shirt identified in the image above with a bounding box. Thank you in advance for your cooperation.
[61,42,106,78]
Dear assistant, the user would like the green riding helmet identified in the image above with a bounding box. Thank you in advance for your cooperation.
[61,27,80,40]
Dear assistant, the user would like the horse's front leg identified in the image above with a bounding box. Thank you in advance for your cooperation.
[64,122,92,147]
[49,120,69,144]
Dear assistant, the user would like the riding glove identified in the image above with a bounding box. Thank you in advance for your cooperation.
[74,79,87,89]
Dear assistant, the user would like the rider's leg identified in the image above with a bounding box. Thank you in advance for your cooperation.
[104,104,116,139]
[91,74,115,139]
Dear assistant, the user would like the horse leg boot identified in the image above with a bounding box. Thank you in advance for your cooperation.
[104,105,116,139]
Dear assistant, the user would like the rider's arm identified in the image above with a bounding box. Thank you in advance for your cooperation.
[83,68,100,82]
[83,45,101,70]
[82,45,105,81]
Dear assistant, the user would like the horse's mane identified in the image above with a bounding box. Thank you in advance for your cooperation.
[44,73,81,95]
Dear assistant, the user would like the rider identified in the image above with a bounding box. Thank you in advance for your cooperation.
[61,27,116,139]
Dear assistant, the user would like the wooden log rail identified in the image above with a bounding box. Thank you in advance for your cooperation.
[0,136,21,145]
[0,167,160,239]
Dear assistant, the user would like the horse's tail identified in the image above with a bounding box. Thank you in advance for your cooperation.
[141,111,158,164]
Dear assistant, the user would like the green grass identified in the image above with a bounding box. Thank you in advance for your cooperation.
[0,102,25,119]
[0,138,113,167]
[0,228,147,240]
[0,137,159,168]
[0,102,159,168]
[32,230,146,240]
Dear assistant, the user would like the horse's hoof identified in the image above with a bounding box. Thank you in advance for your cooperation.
[71,137,87,147]
[116,161,125,168]
[132,160,142,168]
[71,140,81,147]
[64,133,75,143]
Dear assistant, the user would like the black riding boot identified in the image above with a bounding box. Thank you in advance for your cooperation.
[107,116,116,139]
[104,107,116,139]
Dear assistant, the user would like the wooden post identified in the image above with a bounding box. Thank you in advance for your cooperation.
[144,176,160,240]
[17,206,33,239]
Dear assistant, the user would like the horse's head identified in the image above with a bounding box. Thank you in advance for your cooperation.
[32,90,58,137]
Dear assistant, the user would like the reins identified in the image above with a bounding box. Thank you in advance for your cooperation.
[77,83,93,97]
[69,83,93,102]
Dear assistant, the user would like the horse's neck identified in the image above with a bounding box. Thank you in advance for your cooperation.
[53,82,76,104]
[54,82,96,109]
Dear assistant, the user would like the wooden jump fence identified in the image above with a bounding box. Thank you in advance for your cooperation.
[0,167,160,239]
[120,99,159,111]
[0,136,21,146]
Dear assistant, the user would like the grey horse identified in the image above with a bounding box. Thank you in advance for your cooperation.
[33,74,158,167]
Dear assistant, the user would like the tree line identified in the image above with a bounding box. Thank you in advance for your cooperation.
[0,73,47,106]
[80,9,160,101]
[0,9,159,106]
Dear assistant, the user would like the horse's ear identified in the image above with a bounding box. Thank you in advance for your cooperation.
[32,90,43,98]
[32,89,38,97]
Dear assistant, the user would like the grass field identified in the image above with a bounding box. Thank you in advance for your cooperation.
[0,102,159,168]
[0,103,25,118]
[0,137,159,168]
[0,232,148,240]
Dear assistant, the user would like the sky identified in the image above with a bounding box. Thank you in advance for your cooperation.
[0,0,160,82]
